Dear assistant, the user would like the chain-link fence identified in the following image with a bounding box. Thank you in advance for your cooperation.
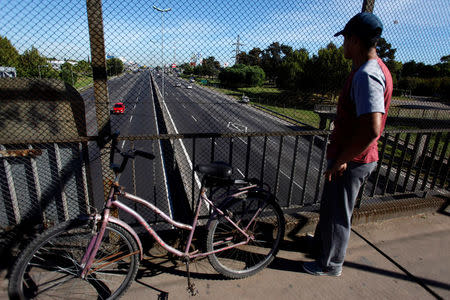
[0,0,449,269]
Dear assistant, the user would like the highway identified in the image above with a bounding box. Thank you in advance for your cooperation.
[80,71,398,221]
[81,71,173,224]
[153,73,327,208]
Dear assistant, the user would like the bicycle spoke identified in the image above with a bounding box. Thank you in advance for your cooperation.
[9,220,140,299]
[207,195,284,278]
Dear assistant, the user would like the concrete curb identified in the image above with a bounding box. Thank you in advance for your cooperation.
[284,195,448,238]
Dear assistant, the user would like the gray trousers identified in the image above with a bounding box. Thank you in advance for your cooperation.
[314,160,377,271]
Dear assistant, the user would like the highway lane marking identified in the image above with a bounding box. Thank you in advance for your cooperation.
[129,116,133,123]
[236,168,245,178]
[121,141,126,149]
[188,93,223,124]
[191,115,197,122]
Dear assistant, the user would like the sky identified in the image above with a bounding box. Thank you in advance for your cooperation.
[0,0,449,67]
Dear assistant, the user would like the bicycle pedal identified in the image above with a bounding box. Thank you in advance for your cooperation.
[187,283,198,296]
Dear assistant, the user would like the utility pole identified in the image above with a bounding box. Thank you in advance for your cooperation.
[361,0,375,12]
[232,35,244,65]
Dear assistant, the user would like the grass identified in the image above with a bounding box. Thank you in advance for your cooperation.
[251,103,321,128]
[193,78,323,128]
[389,106,449,120]
[380,131,449,169]
[74,76,93,90]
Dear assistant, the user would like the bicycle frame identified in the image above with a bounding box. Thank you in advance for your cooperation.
[80,180,261,277]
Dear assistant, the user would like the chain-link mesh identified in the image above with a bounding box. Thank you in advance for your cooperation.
[0,0,449,269]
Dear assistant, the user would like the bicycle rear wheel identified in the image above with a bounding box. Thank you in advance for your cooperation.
[9,218,140,300]
[206,194,285,278]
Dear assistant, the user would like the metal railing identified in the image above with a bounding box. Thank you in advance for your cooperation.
[1,129,448,230]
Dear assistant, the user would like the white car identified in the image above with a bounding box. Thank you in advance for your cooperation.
[187,85,192,89]
[241,95,250,103]
[175,83,181,87]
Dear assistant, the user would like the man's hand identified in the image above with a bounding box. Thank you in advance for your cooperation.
[325,162,347,182]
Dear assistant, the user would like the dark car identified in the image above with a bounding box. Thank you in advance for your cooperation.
[112,102,125,114]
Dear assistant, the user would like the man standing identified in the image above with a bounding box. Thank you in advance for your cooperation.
[303,12,393,276]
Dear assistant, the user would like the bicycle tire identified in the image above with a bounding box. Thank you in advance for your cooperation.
[8,218,140,300]
[206,193,285,278]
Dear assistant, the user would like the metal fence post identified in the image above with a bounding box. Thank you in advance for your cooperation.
[361,0,375,12]
[86,0,114,201]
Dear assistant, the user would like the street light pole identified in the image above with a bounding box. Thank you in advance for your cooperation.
[153,5,171,102]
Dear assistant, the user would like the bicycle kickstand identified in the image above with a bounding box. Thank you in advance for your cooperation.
[184,259,199,296]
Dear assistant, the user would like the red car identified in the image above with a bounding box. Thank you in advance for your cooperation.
[112,102,125,114]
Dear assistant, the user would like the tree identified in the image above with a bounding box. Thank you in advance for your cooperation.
[276,48,309,90]
[245,65,265,86]
[401,60,418,77]
[219,64,265,88]
[401,60,439,78]
[236,52,249,65]
[106,58,123,76]
[386,60,402,87]
[73,60,92,76]
[0,36,20,67]
[248,48,263,66]
[198,56,220,77]
[18,46,57,78]
[261,42,283,81]
[60,62,77,85]
[437,55,450,77]
[376,38,396,62]
[180,62,194,75]
[280,45,293,57]
[375,38,402,85]
[308,43,351,98]
[441,55,450,63]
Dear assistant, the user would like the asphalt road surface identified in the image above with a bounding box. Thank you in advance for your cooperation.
[81,71,172,224]
[153,73,328,208]
[80,71,410,221]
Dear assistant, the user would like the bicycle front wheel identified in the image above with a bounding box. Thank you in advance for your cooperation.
[206,194,285,278]
[9,218,140,300]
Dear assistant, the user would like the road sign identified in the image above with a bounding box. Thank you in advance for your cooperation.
[171,63,176,68]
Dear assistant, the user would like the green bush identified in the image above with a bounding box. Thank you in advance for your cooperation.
[219,64,265,88]
[398,76,449,99]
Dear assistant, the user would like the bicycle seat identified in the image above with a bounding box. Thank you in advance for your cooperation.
[195,162,232,178]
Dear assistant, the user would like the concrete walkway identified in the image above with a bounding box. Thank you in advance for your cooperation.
[125,211,449,300]
[1,211,448,299]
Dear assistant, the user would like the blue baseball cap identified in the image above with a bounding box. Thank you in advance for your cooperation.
[334,12,383,38]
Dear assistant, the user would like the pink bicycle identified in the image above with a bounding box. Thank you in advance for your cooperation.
[9,133,285,299]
